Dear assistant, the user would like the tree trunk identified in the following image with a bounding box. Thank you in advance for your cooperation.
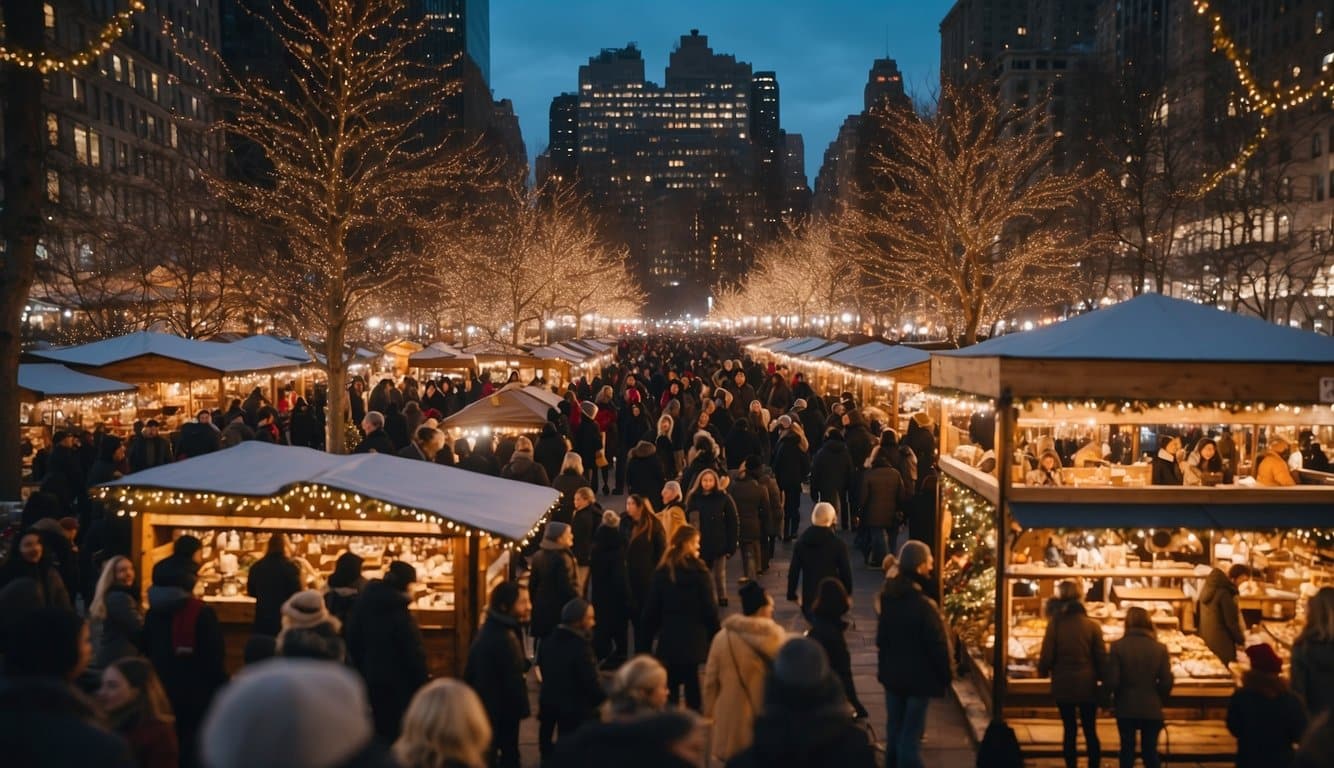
[0,0,46,499]
[323,324,349,454]
[574,314,583,339]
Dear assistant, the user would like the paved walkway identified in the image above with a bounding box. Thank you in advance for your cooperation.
[516,492,978,766]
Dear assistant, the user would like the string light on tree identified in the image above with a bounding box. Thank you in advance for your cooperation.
[0,0,146,73]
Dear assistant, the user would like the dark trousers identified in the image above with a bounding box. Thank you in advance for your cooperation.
[782,485,802,538]
[538,713,588,759]
[761,534,775,571]
[1116,717,1162,768]
[594,615,629,663]
[630,611,653,654]
[666,662,702,711]
[738,539,761,580]
[1058,701,1101,768]
[489,718,521,768]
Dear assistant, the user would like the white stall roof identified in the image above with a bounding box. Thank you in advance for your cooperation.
[19,364,137,399]
[442,384,559,431]
[98,441,558,541]
[35,331,300,375]
[829,342,931,373]
[799,341,850,360]
[410,342,472,363]
[228,335,313,363]
[942,293,1334,363]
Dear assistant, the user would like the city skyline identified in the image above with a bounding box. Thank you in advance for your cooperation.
[490,0,954,183]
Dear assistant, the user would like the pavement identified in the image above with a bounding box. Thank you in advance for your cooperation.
[515,490,980,767]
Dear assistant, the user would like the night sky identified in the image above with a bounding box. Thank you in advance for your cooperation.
[490,0,955,184]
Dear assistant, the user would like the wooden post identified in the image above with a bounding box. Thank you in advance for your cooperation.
[217,377,226,411]
[992,388,1015,724]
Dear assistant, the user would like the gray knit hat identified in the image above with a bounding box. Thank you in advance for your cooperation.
[561,597,591,625]
[898,539,932,575]
[544,521,571,541]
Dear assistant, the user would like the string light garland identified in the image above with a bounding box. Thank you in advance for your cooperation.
[0,0,145,74]
[941,475,997,649]
[925,389,1334,419]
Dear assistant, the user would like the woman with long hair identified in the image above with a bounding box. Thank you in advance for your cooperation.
[393,678,492,768]
[807,576,869,720]
[89,555,143,670]
[0,528,70,609]
[1294,586,1334,717]
[622,494,667,653]
[684,469,738,607]
[655,414,679,480]
[98,657,178,768]
[1038,580,1107,768]
[641,525,720,711]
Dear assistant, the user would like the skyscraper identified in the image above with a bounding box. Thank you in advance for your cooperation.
[813,58,910,215]
[545,31,786,312]
[939,0,1028,84]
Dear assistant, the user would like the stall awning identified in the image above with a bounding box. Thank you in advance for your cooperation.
[97,442,559,541]
[829,342,932,373]
[442,384,558,430]
[34,331,302,376]
[227,335,314,363]
[19,364,137,401]
[773,337,832,356]
[410,342,474,366]
[800,341,850,360]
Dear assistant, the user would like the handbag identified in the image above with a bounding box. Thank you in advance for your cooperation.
[595,449,609,468]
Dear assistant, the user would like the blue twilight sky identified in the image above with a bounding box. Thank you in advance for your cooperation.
[489,0,955,185]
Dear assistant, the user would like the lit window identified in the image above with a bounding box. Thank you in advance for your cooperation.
[44,3,55,30]
[46,113,59,146]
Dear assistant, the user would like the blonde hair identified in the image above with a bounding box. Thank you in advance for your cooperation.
[560,451,584,475]
[393,679,492,768]
[606,655,668,717]
[90,555,132,621]
[1300,587,1334,645]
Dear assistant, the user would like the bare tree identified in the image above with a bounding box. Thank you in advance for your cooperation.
[201,0,479,451]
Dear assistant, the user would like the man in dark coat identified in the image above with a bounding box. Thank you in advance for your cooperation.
[128,420,174,472]
[787,502,852,613]
[534,423,569,480]
[352,411,395,454]
[793,398,826,455]
[588,513,631,663]
[728,460,768,582]
[246,532,301,637]
[726,370,756,420]
[770,417,810,541]
[624,440,666,501]
[573,402,603,486]
[345,561,429,744]
[538,598,606,758]
[810,429,855,530]
[1200,564,1250,664]
[876,540,952,768]
[465,581,532,768]
[723,419,762,471]
[859,451,909,567]
[175,411,220,459]
[528,522,579,647]
[500,436,551,486]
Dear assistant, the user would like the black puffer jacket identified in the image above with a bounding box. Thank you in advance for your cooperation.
[727,709,875,768]
[875,575,952,698]
[642,560,720,667]
[465,609,531,729]
[727,473,768,542]
[537,624,606,722]
[345,579,429,742]
[589,523,631,628]
[625,441,667,501]
[771,433,809,490]
[787,526,851,608]
[501,452,550,486]
[810,435,854,503]
[685,490,738,563]
[528,544,579,640]
[534,427,568,481]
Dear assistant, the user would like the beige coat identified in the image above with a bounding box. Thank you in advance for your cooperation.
[702,614,787,760]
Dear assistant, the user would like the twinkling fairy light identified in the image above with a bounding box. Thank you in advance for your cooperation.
[0,0,145,74]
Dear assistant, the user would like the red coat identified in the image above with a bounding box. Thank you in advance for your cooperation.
[122,715,179,768]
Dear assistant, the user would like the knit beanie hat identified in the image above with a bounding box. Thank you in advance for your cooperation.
[898,540,932,576]
[580,400,598,420]
[385,561,418,590]
[768,637,843,713]
[1246,643,1283,675]
[561,597,591,625]
[544,521,571,541]
[201,659,373,768]
[281,590,339,632]
[739,581,769,616]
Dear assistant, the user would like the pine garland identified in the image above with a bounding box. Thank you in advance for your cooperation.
[343,421,362,453]
[941,475,997,648]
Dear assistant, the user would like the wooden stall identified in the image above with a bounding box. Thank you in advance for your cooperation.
[19,363,138,476]
[441,383,564,437]
[822,343,932,429]
[409,342,478,378]
[95,442,558,676]
[929,294,1334,760]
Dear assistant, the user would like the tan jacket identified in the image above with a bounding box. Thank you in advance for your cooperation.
[1256,450,1296,487]
[702,614,787,760]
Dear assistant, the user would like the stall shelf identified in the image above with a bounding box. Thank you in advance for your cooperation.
[95,442,558,675]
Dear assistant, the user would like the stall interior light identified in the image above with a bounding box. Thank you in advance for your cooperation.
[926,389,1334,418]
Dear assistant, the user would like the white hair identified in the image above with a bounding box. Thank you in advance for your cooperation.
[560,451,584,475]
[811,502,837,528]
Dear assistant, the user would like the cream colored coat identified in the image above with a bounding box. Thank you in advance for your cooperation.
[702,614,787,761]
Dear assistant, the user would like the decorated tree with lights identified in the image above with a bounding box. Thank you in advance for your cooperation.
[843,79,1101,346]
[201,0,478,452]
[1,0,146,497]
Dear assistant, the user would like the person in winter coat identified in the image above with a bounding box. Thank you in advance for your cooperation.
[552,710,704,768]
[625,440,667,501]
[1199,564,1249,664]
[501,436,551,486]
[1257,436,1299,486]
[642,525,721,711]
[807,577,868,720]
[246,532,302,638]
[876,541,952,768]
[323,551,365,630]
[353,411,395,454]
[684,469,739,606]
[1228,643,1308,768]
[771,417,810,540]
[1150,435,1184,485]
[726,637,876,768]
[88,555,142,670]
[858,449,908,567]
[175,412,221,459]
[1038,580,1107,768]
[528,521,580,647]
[1294,587,1334,717]
[0,529,71,609]
[143,537,226,768]
[464,582,531,768]
[728,458,768,582]
[87,434,126,485]
[810,429,855,529]
[787,503,852,614]
[395,679,493,768]
[539,598,606,758]
[589,510,632,663]
[345,560,429,744]
[840,411,874,520]
[550,452,586,523]
[97,656,179,768]
[1026,449,1065,486]
[655,415,679,480]
[574,401,604,487]
[658,481,688,542]
[681,432,725,494]
[1105,607,1173,768]
[724,419,762,471]
[571,488,601,591]
[903,412,937,480]
[397,426,444,462]
[128,420,174,472]
[535,422,569,481]
[617,401,653,494]
[702,581,786,761]
[749,459,783,573]
[622,494,667,653]
[287,398,320,449]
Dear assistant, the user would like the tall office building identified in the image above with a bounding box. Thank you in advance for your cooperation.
[782,132,812,221]
[813,58,909,215]
[537,93,579,186]
[939,0,1028,84]
[546,31,785,312]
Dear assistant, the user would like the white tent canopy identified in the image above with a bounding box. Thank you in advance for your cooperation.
[19,364,137,400]
[409,342,474,365]
[227,335,314,363]
[442,384,558,431]
[97,441,558,541]
[830,342,931,373]
[35,331,300,375]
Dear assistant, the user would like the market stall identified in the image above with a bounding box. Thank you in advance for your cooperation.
[32,331,305,429]
[19,364,138,475]
[441,383,563,437]
[461,340,556,384]
[824,342,931,426]
[95,442,559,675]
[930,294,1334,758]
[383,338,424,375]
[409,342,477,378]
